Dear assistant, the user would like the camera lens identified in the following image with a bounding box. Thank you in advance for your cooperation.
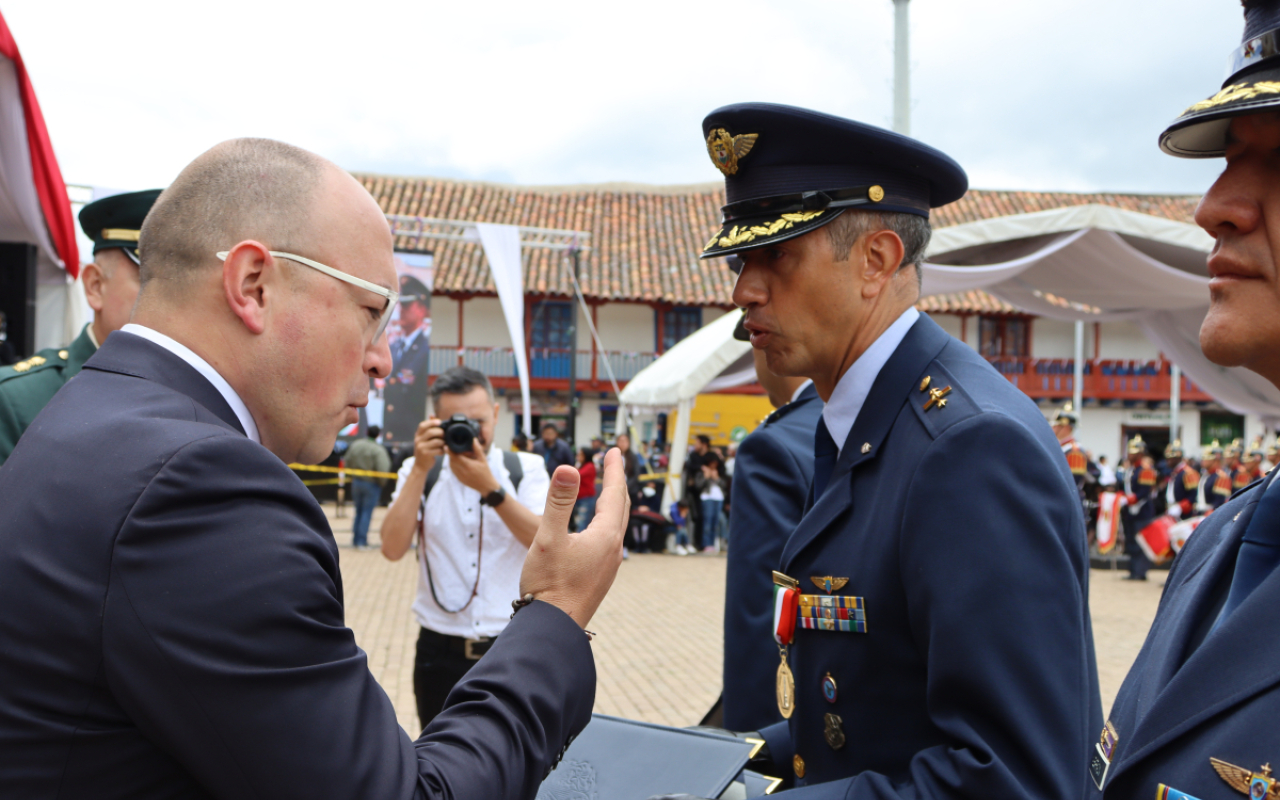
[444,416,478,453]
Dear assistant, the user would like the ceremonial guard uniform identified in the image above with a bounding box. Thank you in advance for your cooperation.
[1051,403,1092,522]
[1091,5,1280,796]
[695,103,1100,800]
[1122,436,1159,580]
[0,189,160,465]
[1163,441,1200,521]
[723,378,822,733]
[1197,441,1234,515]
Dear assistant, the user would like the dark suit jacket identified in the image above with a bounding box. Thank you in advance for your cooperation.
[0,332,593,800]
[1093,471,1280,799]
[385,327,431,445]
[723,383,821,732]
[757,314,1102,800]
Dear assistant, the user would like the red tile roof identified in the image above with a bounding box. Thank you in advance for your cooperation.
[915,290,1021,315]
[357,174,1201,311]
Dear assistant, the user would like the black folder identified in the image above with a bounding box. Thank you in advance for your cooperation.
[536,714,756,800]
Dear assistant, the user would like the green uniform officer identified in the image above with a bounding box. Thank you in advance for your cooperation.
[0,189,161,464]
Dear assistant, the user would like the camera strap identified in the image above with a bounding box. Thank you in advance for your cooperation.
[415,451,524,614]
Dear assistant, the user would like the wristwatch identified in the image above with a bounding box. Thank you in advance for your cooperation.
[480,487,507,507]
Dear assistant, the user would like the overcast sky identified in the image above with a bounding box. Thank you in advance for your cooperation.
[4,1,1244,197]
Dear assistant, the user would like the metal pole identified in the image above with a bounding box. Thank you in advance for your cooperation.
[893,0,911,135]
[566,247,580,448]
[1170,362,1182,445]
[1073,320,1084,423]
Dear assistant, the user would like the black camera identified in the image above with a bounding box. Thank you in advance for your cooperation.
[441,414,481,454]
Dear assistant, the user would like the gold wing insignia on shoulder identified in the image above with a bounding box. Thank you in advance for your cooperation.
[1210,757,1256,795]
[733,133,758,159]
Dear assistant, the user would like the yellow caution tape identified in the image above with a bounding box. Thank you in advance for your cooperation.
[288,463,399,480]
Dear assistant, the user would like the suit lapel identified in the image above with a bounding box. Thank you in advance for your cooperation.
[781,316,950,568]
[1111,474,1276,777]
[83,332,245,436]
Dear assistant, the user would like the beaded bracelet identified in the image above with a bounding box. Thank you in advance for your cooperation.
[511,593,595,639]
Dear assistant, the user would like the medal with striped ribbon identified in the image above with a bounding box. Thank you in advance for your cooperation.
[773,571,800,718]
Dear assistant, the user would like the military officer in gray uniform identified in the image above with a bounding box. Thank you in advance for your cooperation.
[658,103,1100,800]
[1090,2,1280,797]
[0,189,161,464]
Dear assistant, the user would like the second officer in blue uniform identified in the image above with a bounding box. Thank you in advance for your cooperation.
[695,103,1101,800]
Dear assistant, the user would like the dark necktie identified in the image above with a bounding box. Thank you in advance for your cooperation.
[812,417,838,499]
[1212,476,1280,633]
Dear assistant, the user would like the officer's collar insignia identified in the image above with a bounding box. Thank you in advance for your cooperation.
[1211,758,1277,798]
[919,375,932,392]
[705,128,758,176]
[811,576,848,594]
[923,385,952,412]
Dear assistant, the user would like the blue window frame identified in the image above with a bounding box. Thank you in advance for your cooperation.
[530,301,574,378]
[659,306,702,352]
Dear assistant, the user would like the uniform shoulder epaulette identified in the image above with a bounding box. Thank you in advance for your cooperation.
[0,350,67,383]
[1233,469,1252,489]
[1066,449,1087,476]
[1214,471,1234,495]
[1139,467,1158,486]
[1183,467,1200,488]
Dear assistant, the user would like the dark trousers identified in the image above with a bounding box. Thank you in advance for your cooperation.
[1123,511,1151,579]
[413,627,484,732]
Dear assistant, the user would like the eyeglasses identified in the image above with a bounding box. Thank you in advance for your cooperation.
[216,250,400,341]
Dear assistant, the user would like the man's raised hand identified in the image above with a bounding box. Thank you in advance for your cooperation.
[520,448,630,629]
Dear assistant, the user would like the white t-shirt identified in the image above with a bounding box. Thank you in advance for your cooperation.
[701,482,724,502]
[391,448,549,638]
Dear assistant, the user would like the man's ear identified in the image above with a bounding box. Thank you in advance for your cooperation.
[222,241,273,335]
[859,229,906,299]
[82,260,106,313]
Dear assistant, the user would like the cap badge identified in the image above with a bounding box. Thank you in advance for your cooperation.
[1210,758,1277,799]
[706,128,758,176]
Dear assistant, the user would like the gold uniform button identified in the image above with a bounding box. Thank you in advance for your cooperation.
[58,350,69,360]
[793,754,806,778]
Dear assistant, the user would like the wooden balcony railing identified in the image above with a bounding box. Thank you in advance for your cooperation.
[985,357,1213,402]
[428,346,657,384]
[425,348,1213,404]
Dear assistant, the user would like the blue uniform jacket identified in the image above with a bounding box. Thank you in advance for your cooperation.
[759,314,1102,800]
[1093,471,1280,800]
[0,332,593,799]
[385,327,431,445]
[723,383,822,732]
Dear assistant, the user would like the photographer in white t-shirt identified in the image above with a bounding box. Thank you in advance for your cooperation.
[380,366,549,729]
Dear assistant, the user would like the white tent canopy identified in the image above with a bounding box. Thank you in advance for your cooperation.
[923,204,1280,424]
[619,308,750,408]
[620,309,751,501]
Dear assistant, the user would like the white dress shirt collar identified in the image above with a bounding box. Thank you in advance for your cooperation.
[789,379,814,405]
[121,323,261,443]
[822,307,919,456]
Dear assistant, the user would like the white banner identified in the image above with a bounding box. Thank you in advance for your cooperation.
[474,223,531,437]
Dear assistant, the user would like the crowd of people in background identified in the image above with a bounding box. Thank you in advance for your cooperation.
[335,421,743,557]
